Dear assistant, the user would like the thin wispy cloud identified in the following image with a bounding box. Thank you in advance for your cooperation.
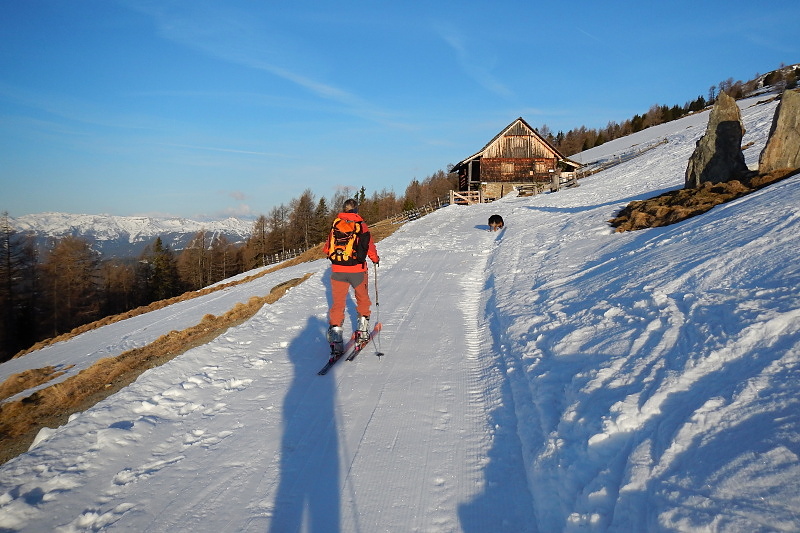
[742,33,798,55]
[435,23,513,99]
[126,2,408,129]
[0,82,151,132]
[162,143,293,158]
[575,26,604,43]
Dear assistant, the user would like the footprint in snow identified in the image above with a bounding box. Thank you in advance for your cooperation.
[60,503,136,531]
[112,455,185,485]
[182,429,234,448]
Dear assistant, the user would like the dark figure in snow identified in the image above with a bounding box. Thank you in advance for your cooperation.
[488,214,504,231]
[323,198,380,353]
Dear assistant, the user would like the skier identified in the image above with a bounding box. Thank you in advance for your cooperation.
[323,198,380,353]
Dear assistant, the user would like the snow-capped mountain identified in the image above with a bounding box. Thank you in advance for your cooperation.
[9,212,254,258]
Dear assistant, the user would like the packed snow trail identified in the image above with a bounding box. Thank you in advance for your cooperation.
[331,209,536,532]
[0,202,537,532]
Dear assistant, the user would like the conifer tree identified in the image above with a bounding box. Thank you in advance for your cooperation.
[245,215,269,268]
[99,259,135,316]
[42,236,100,335]
[209,233,237,283]
[267,204,290,256]
[0,213,36,359]
[177,230,209,290]
[150,237,181,300]
[312,197,330,245]
[403,179,422,210]
[289,189,316,250]
[136,237,182,303]
[0,213,14,358]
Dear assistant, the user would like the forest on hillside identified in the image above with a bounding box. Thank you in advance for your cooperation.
[0,170,456,362]
[544,66,798,155]
[1,64,796,362]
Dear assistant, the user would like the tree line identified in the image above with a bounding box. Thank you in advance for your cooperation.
[4,64,795,361]
[0,171,457,361]
[539,66,799,156]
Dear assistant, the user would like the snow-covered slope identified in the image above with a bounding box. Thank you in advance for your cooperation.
[9,213,253,257]
[1,94,798,532]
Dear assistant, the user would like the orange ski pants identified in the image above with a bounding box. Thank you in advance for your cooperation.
[329,271,371,327]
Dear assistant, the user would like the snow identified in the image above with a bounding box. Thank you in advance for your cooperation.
[9,212,253,257]
[11,213,254,243]
[2,94,799,532]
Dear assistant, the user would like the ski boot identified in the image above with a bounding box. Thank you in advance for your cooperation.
[327,325,344,356]
[355,316,370,343]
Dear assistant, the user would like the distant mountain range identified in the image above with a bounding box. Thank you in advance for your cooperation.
[10,212,254,259]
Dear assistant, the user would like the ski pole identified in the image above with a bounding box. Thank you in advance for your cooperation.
[373,262,380,310]
[373,262,384,357]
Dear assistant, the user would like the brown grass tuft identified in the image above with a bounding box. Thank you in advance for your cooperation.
[0,365,74,402]
[609,168,800,232]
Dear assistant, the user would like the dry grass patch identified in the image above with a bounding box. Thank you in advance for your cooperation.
[609,168,800,232]
[0,365,75,402]
[12,258,320,359]
[0,273,313,466]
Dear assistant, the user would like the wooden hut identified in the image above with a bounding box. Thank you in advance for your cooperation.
[451,117,581,198]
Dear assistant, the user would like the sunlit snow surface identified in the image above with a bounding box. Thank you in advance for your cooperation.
[1,95,798,532]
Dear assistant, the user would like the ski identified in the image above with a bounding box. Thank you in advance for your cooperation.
[317,323,382,375]
[346,322,382,362]
[317,338,356,375]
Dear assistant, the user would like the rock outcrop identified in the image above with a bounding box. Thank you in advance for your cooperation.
[685,92,752,188]
[759,89,800,174]
[609,180,751,232]
[611,90,800,233]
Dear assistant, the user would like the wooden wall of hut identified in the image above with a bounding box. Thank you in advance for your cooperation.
[480,157,556,182]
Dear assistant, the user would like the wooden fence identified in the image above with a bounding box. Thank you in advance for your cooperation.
[576,138,669,178]
[260,248,310,266]
[516,183,549,196]
[373,195,451,227]
[449,190,484,205]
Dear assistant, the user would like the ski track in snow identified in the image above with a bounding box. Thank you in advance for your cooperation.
[481,98,800,531]
[332,212,536,532]
[1,94,800,532]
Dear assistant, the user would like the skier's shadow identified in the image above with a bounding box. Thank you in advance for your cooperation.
[270,315,341,533]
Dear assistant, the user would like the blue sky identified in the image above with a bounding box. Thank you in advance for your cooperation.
[1,0,797,220]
